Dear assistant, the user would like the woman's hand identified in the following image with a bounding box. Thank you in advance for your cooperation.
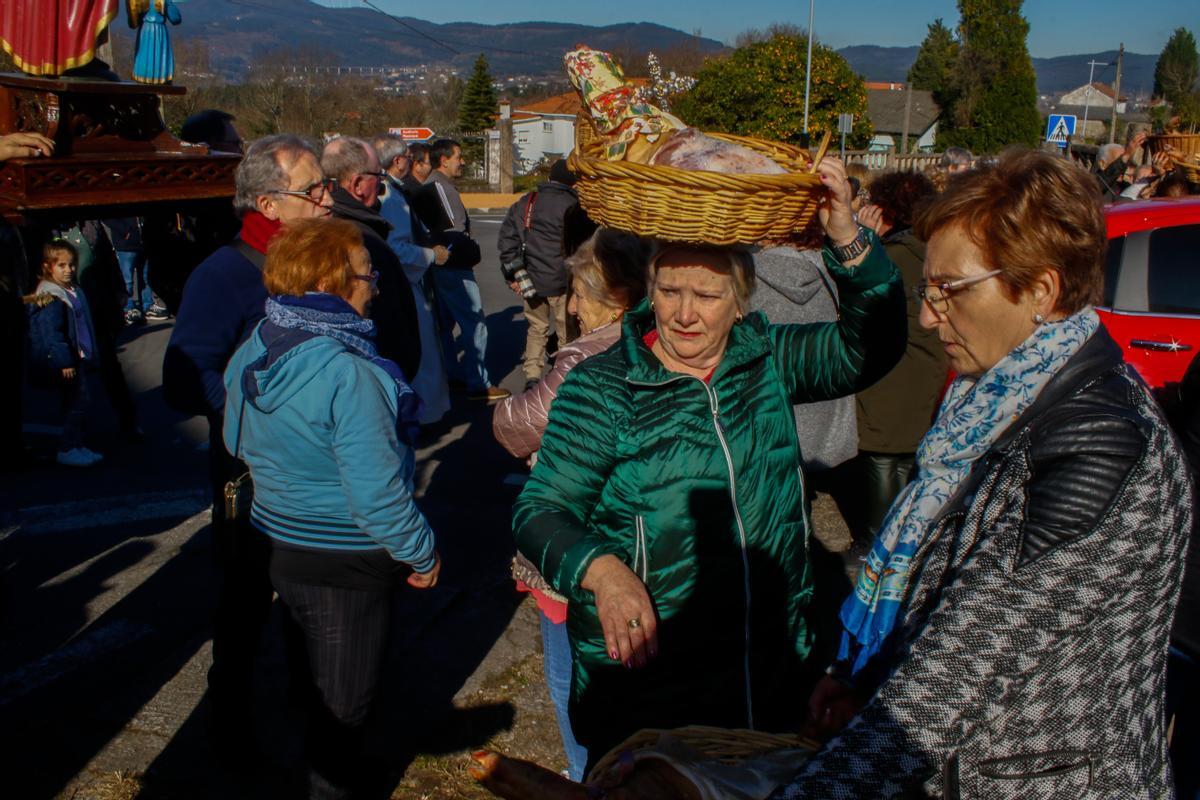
[804,674,863,740]
[0,132,54,161]
[581,554,658,668]
[816,158,859,246]
[407,551,441,589]
[858,204,887,237]
[61,366,77,380]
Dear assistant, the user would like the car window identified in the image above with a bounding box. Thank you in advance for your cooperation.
[1148,224,1200,315]
[1102,236,1124,307]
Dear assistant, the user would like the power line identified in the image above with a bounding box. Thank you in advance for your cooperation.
[358,0,460,55]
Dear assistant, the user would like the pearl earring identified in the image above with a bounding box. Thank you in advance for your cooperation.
[1033,313,1045,324]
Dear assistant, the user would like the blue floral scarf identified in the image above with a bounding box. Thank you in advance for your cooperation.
[838,307,1100,674]
[264,293,423,446]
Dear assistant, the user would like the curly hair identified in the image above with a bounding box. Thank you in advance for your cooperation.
[868,170,937,231]
[263,218,365,298]
[914,148,1105,315]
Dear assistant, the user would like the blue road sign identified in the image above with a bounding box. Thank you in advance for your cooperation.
[1046,114,1077,147]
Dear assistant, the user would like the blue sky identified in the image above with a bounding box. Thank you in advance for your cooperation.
[314,0,1195,58]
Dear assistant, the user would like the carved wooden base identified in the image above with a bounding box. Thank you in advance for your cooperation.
[0,72,238,219]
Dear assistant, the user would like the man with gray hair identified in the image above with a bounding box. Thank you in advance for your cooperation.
[1096,130,1147,199]
[373,132,452,424]
[321,135,422,379]
[939,147,973,175]
[163,132,333,764]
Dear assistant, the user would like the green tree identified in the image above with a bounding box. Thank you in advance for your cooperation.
[1154,28,1199,128]
[673,33,872,147]
[458,54,497,133]
[1154,28,1199,103]
[937,0,1041,152]
[908,18,959,109]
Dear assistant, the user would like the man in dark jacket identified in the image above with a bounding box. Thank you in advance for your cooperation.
[497,159,594,389]
[162,133,333,763]
[320,136,421,381]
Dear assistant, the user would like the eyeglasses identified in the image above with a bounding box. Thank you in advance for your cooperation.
[913,269,1003,313]
[351,270,380,286]
[270,178,336,203]
[358,170,388,180]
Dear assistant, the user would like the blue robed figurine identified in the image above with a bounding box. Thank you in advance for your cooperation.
[129,0,181,84]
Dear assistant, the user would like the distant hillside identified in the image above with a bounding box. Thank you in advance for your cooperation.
[837,45,1158,97]
[109,0,727,77]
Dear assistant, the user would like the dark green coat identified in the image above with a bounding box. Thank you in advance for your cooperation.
[513,242,905,757]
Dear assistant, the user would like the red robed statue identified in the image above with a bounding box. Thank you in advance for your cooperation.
[0,0,119,76]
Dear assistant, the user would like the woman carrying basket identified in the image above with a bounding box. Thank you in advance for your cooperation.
[512,158,907,767]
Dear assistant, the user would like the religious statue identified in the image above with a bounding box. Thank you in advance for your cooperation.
[0,0,119,76]
[128,0,181,85]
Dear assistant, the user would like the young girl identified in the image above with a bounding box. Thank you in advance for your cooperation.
[26,240,103,466]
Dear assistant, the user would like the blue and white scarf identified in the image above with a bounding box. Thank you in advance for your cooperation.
[838,307,1100,674]
[264,293,423,445]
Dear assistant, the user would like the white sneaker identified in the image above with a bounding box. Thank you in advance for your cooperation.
[77,447,104,465]
[56,448,97,467]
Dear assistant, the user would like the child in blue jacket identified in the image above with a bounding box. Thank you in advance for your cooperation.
[26,240,103,467]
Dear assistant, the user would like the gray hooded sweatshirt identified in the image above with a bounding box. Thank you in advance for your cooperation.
[749,246,857,471]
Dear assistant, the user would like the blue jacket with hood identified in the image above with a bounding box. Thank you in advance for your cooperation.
[223,321,436,572]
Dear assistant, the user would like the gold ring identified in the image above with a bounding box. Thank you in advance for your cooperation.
[627,617,641,630]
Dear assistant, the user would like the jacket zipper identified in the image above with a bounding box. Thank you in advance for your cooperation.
[699,379,755,729]
[634,515,648,581]
[627,372,756,728]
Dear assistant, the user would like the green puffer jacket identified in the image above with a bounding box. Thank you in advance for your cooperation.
[513,241,905,756]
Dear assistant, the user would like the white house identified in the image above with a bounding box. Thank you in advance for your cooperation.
[511,92,580,174]
[865,86,940,153]
[1058,82,1127,114]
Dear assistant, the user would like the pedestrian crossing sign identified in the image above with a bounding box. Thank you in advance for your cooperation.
[1046,114,1076,147]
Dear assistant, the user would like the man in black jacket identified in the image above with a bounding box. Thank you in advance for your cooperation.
[497,160,594,389]
[320,136,422,380]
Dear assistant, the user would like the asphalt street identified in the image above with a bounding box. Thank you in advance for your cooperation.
[0,210,543,798]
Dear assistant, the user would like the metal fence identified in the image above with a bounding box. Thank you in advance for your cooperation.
[843,151,945,172]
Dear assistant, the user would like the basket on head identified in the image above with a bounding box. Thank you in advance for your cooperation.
[1149,133,1200,162]
[586,725,821,784]
[567,130,832,246]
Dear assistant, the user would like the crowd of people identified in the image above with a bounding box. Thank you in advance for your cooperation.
[2,118,1199,800]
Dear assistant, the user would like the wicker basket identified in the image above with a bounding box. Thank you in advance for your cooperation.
[567,129,832,245]
[587,725,821,782]
[1149,133,1200,160]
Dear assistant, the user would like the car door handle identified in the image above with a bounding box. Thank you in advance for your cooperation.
[1130,339,1194,352]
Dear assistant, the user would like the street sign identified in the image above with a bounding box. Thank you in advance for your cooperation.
[389,127,436,141]
[838,114,854,134]
[1046,114,1076,147]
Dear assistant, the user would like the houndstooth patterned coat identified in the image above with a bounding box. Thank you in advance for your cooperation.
[771,330,1192,799]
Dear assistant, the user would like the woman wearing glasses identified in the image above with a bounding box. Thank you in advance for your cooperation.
[470,150,1192,800]
[223,217,440,799]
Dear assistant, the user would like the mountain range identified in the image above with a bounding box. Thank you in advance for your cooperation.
[118,1,1158,97]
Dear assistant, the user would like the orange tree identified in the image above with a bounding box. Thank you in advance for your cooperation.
[673,33,872,148]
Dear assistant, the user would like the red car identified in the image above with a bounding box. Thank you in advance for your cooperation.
[1099,196,1200,388]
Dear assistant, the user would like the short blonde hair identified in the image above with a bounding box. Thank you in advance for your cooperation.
[263,218,364,298]
[567,229,651,309]
[648,245,756,313]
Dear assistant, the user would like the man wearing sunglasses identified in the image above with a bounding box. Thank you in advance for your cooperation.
[321,136,422,382]
[163,133,334,766]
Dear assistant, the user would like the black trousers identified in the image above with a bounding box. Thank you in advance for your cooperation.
[829,451,916,546]
[270,569,393,800]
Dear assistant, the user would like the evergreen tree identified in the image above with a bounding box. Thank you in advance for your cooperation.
[939,0,1041,152]
[1154,28,1199,128]
[458,54,497,132]
[907,18,959,109]
[673,33,872,147]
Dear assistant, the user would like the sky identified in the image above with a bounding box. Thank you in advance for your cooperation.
[313,0,1196,58]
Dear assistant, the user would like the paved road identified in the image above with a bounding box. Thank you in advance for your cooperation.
[0,211,544,798]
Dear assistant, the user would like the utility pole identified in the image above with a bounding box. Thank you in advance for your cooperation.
[1080,58,1107,143]
[1109,44,1124,144]
[802,0,815,138]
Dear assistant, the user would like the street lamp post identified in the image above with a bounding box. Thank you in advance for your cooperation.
[1081,58,1108,143]
[803,0,814,137]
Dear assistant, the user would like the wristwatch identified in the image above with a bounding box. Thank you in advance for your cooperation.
[827,226,870,263]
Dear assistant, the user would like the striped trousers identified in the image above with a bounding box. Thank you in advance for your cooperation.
[271,573,392,800]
